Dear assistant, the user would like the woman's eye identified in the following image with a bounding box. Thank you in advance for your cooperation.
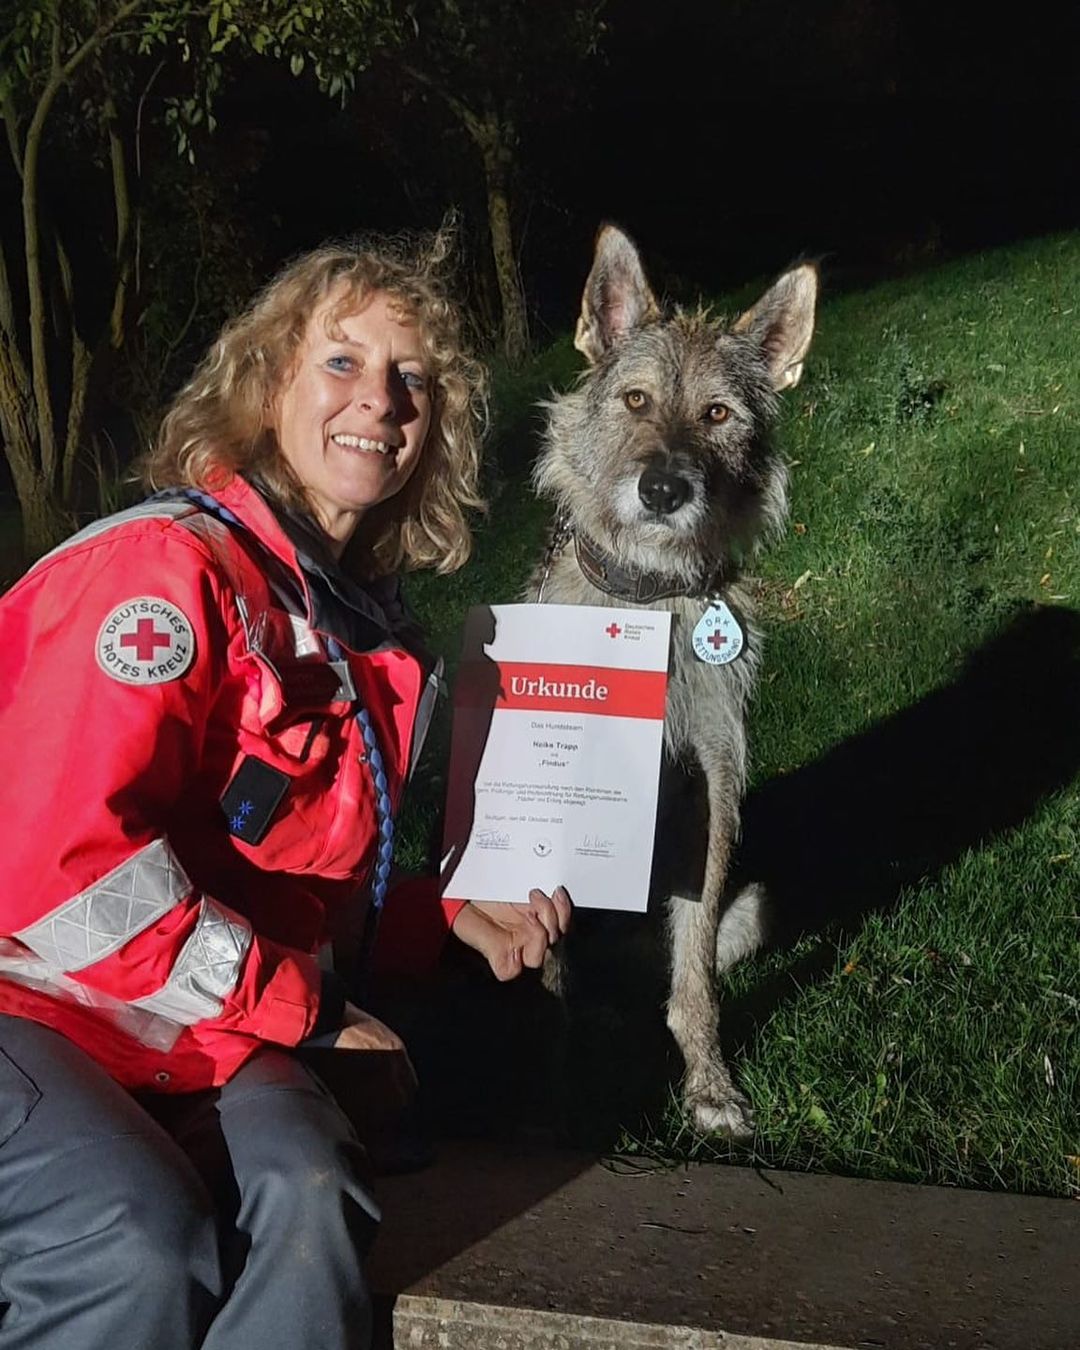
[706,402,730,424]
[624,389,649,412]
[400,369,428,392]
[325,354,354,374]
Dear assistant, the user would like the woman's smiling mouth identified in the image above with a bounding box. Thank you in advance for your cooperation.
[331,433,397,455]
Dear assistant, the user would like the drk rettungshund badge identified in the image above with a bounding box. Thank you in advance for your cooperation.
[691,600,745,665]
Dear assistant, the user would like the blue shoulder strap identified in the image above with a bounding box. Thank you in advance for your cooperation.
[153,488,396,913]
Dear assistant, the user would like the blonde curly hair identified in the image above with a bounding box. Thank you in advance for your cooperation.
[142,231,487,575]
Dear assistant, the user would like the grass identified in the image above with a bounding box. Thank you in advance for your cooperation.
[400,232,1079,1198]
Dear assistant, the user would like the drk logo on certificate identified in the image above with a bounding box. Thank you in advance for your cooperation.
[440,604,671,912]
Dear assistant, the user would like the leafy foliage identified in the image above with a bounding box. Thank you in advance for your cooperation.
[0,0,392,553]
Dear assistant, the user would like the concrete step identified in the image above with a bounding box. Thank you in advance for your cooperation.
[369,1141,1078,1350]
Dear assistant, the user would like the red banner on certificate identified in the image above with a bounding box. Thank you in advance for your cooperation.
[455,661,667,719]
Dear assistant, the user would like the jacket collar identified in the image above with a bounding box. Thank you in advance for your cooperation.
[175,475,417,656]
[212,474,307,577]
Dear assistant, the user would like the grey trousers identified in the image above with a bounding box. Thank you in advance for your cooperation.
[0,1015,379,1350]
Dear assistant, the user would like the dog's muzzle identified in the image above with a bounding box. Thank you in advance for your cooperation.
[638,467,692,516]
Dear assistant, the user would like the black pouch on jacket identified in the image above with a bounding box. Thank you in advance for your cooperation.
[221,756,290,844]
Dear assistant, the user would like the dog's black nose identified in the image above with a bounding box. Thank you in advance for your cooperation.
[638,468,691,515]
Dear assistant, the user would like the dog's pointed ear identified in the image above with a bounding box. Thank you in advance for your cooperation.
[733,264,818,392]
[574,224,660,364]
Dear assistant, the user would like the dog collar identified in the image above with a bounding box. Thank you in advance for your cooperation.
[573,532,725,603]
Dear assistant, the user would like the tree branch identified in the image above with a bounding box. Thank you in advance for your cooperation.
[133,59,164,296]
[399,61,486,146]
[21,0,147,482]
[160,200,207,373]
[55,234,92,500]
[49,10,61,77]
[62,336,93,500]
[1,85,24,182]
[106,97,133,350]
[0,229,22,347]
[0,302,39,478]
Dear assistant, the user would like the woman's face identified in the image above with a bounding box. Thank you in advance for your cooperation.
[270,287,433,551]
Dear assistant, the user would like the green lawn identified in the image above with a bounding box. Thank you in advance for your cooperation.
[401,233,1080,1197]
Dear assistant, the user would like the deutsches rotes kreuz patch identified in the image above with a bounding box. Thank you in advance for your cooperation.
[96,597,196,685]
[691,600,745,665]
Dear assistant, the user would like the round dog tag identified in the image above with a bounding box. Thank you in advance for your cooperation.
[691,600,745,665]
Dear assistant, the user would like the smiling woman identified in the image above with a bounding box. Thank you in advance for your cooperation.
[145,235,486,579]
[0,231,572,1350]
[271,290,434,551]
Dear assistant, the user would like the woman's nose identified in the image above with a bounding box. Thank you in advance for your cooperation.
[353,365,397,419]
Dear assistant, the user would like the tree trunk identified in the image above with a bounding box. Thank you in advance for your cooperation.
[398,67,530,366]
[478,120,528,365]
[0,330,71,559]
[15,472,72,559]
[3,1,144,561]
[4,442,73,559]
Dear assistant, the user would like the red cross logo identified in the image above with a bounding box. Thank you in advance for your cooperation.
[707,631,728,650]
[120,618,172,661]
[605,623,622,638]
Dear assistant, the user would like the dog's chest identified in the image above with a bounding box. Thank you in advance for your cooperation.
[533,557,759,757]
[664,599,759,751]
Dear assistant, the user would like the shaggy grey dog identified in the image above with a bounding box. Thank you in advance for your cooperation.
[530,225,817,1137]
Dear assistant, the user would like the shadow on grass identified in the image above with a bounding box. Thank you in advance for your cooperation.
[737,602,1080,939]
[402,603,1080,1150]
[712,600,1080,1063]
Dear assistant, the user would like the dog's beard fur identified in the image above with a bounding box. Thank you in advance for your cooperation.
[530,225,817,1138]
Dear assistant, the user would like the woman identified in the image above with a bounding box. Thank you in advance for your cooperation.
[0,234,570,1350]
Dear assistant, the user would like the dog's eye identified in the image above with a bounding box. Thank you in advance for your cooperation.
[706,403,730,424]
[624,389,649,412]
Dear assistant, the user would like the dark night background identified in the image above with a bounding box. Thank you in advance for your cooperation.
[225,0,1078,326]
[0,0,1077,522]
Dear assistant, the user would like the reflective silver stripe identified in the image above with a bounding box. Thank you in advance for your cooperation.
[131,898,252,1025]
[14,838,191,972]
[27,501,197,575]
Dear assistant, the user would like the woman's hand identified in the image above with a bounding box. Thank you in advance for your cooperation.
[333,1001,409,1054]
[451,886,572,981]
[330,1002,418,1108]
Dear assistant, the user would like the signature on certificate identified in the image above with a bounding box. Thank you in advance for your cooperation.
[576,834,616,856]
[475,828,512,850]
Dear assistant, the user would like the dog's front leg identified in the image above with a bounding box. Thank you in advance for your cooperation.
[666,790,754,1139]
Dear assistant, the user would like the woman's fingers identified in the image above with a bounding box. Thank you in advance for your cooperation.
[519,914,550,969]
[527,885,573,944]
[526,890,558,945]
[335,1005,405,1053]
[457,893,573,981]
[550,884,572,934]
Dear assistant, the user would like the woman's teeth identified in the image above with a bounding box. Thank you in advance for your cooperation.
[332,434,393,455]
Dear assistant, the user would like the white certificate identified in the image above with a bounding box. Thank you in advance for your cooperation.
[440,604,671,912]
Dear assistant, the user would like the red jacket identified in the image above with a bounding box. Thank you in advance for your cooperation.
[0,475,456,1091]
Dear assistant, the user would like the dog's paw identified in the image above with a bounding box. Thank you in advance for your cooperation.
[686,1086,755,1140]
